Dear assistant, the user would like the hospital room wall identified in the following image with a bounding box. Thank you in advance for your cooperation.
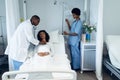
[90,0,98,25]
[19,0,24,19]
[103,0,120,38]
[22,0,84,35]
[89,0,99,41]
[0,0,7,49]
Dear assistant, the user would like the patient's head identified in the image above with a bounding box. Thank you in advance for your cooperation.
[37,30,50,42]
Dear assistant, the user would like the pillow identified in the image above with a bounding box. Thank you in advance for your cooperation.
[49,30,59,43]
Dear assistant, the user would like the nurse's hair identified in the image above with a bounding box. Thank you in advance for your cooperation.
[37,30,50,42]
[71,8,81,16]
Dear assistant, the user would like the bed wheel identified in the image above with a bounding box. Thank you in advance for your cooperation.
[110,72,113,76]
[80,71,83,74]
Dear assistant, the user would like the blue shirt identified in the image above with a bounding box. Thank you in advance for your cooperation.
[68,19,82,46]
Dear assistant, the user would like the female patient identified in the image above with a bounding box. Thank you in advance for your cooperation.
[20,30,54,70]
[36,30,52,57]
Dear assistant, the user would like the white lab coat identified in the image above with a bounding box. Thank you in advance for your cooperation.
[5,20,39,62]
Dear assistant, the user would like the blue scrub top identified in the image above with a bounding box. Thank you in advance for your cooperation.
[68,19,82,46]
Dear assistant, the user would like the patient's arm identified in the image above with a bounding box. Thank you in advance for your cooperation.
[38,52,49,56]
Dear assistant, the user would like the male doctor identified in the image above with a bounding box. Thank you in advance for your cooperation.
[5,15,46,70]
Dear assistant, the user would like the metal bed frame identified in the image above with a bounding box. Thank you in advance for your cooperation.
[2,70,77,80]
[103,42,120,80]
[103,57,120,80]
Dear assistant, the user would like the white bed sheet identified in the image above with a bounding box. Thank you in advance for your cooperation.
[22,35,70,70]
[20,55,70,71]
[106,35,120,69]
[16,56,71,79]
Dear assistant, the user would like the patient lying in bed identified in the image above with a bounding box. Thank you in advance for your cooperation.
[36,30,54,57]
[15,31,73,79]
[19,30,54,70]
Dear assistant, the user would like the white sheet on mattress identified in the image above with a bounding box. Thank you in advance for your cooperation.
[53,35,66,55]
[20,55,70,71]
[106,35,120,69]
[16,56,71,79]
[22,35,70,71]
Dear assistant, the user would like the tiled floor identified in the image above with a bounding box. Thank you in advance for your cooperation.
[76,68,120,80]
[77,71,97,80]
[77,70,111,80]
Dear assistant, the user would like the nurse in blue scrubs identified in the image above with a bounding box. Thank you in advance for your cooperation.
[64,8,82,70]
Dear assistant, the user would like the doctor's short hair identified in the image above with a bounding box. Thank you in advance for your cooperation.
[71,8,81,16]
[31,15,40,20]
[37,30,50,42]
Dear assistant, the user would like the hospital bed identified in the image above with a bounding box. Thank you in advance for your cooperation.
[2,35,77,80]
[103,35,120,79]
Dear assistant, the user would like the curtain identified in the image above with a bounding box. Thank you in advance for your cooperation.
[5,0,20,44]
[96,0,103,80]
[5,0,20,71]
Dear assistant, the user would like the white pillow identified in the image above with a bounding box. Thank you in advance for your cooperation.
[49,30,59,43]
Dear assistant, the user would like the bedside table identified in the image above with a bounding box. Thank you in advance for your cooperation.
[80,41,96,73]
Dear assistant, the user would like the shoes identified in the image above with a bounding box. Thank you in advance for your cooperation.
[72,68,80,72]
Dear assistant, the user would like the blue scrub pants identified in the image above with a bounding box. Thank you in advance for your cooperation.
[12,60,23,70]
[69,42,81,70]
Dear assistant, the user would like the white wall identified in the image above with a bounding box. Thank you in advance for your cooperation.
[90,0,99,25]
[25,0,84,34]
[89,0,99,41]
[0,0,6,16]
[19,0,24,18]
[103,0,120,37]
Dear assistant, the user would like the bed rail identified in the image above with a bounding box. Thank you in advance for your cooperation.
[2,70,77,80]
